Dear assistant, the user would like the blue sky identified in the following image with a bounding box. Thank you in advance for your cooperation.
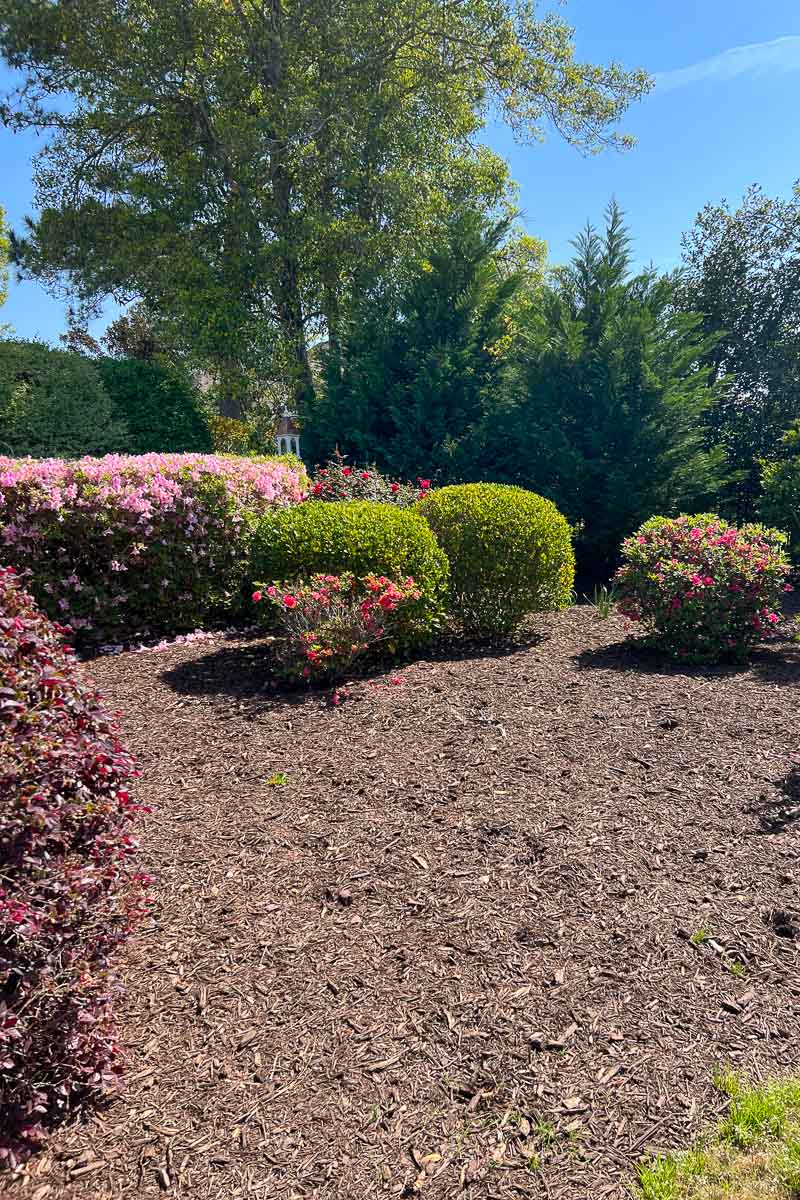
[1,0,799,344]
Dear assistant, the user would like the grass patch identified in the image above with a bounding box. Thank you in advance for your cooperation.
[635,1074,800,1199]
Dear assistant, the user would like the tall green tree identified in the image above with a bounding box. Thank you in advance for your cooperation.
[305,208,523,477]
[483,203,726,579]
[677,183,800,517]
[0,0,650,415]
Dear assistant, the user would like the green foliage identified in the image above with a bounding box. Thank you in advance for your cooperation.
[0,338,128,457]
[96,357,211,453]
[418,482,574,636]
[305,210,524,478]
[677,184,800,518]
[0,0,649,412]
[480,203,727,580]
[759,421,800,556]
[251,501,449,645]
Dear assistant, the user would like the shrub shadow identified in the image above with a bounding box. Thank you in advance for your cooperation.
[573,638,751,679]
[747,768,800,834]
[160,627,545,709]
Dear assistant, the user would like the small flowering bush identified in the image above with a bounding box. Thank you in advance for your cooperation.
[251,501,449,647]
[0,453,306,644]
[615,514,792,663]
[252,572,421,681]
[309,452,431,507]
[0,567,149,1164]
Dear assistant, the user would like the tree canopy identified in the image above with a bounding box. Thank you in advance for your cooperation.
[0,0,650,414]
[677,183,800,517]
[478,203,728,577]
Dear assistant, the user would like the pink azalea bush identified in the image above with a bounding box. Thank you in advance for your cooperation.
[615,514,791,662]
[252,572,421,682]
[0,453,306,643]
[0,566,150,1165]
[310,452,431,506]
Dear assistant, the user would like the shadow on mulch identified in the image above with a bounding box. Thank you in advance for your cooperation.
[572,639,751,679]
[160,630,545,704]
[747,766,800,834]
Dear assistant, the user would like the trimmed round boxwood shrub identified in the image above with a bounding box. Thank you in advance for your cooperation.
[0,566,150,1164]
[615,514,791,663]
[250,500,449,646]
[96,358,211,453]
[0,453,306,645]
[417,483,575,635]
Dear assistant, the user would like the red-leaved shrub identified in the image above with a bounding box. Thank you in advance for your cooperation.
[0,566,149,1166]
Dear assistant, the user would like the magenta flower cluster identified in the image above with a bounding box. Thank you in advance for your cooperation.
[252,571,421,682]
[0,454,306,643]
[615,514,791,663]
[0,567,150,1165]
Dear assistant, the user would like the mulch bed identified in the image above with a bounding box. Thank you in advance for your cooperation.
[13,608,800,1200]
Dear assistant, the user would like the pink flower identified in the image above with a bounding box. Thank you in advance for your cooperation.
[252,590,262,602]
[342,467,352,477]
[637,536,647,544]
[390,675,405,685]
[690,573,703,585]
[767,612,779,624]
[283,594,298,609]
[360,471,370,480]
[267,585,277,597]
[418,478,431,490]
[391,483,400,494]
[784,584,794,592]
[689,528,703,540]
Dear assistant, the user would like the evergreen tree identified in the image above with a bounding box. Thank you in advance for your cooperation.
[305,209,522,478]
[484,203,727,579]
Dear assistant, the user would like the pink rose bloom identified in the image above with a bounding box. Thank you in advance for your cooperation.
[342,467,352,477]
[767,612,779,624]
[690,573,703,585]
[360,471,370,480]
[267,585,277,597]
[689,528,702,540]
[391,483,400,493]
[284,594,298,609]
[252,590,262,602]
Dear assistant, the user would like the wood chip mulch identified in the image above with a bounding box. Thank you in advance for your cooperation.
[12,608,800,1200]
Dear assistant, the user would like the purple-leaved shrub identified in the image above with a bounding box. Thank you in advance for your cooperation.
[0,566,150,1165]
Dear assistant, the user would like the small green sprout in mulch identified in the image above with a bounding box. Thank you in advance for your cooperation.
[689,925,712,947]
[635,1072,800,1199]
[266,771,290,786]
[588,583,619,619]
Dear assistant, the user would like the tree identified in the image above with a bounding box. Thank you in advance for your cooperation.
[677,184,800,517]
[0,0,650,415]
[0,204,10,334]
[483,203,727,580]
[304,208,523,477]
[0,340,129,457]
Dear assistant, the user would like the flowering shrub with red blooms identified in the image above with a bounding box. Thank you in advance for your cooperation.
[615,514,792,663]
[252,572,421,682]
[0,567,150,1165]
[309,452,431,507]
[0,453,306,644]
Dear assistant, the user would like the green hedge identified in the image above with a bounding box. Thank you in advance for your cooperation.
[418,482,574,635]
[96,357,211,453]
[251,500,449,645]
[0,339,128,458]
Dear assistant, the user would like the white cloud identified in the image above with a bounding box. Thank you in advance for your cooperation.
[655,35,800,92]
